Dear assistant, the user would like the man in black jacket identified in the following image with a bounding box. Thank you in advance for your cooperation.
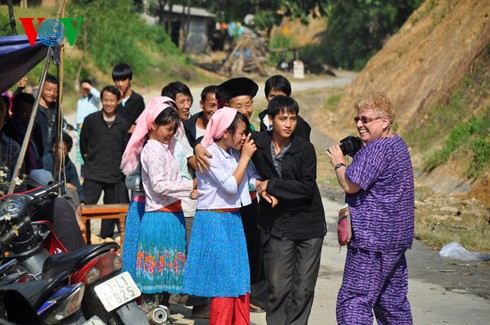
[80,86,130,239]
[251,95,326,324]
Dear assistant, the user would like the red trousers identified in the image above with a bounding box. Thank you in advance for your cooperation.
[210,293,250,325]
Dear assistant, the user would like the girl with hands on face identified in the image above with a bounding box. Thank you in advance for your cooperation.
[183,107,262,324]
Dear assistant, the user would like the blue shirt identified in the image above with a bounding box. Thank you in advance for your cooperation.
[196,143,259,209]
[345,134,414,251]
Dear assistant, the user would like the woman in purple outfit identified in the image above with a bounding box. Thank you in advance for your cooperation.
[326,92,414,325]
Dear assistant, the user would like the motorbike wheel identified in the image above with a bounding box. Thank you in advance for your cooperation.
[113,301,148,324]
[84,300,148,325]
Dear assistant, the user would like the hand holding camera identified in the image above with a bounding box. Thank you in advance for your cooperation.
[339,136,363,157]
[325,135,363,171]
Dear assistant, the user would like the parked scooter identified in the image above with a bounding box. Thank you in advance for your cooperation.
[0,182,147,324]
[0,210,88,324]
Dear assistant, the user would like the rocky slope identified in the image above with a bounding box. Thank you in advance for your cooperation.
[331,0,490,198]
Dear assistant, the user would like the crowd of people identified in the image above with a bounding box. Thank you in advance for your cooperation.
[0,65,415,324]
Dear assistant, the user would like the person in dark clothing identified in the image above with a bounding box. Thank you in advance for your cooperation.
[183,85,218,150]
[258,75,311,141]
[251,96,326,324]
[35,74,61,156]
[80,86,130,239]
[112,63,145,134]
[43,132,86,213]
[27,169,85,252]
[0,98,22,194]
[3,93,44,173]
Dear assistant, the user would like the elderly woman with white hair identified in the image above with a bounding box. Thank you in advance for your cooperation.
[326,92,414,325]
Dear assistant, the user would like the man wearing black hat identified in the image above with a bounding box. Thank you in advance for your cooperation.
[215,77,268,312]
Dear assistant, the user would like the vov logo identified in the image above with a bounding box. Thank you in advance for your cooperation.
[19,18,84,47]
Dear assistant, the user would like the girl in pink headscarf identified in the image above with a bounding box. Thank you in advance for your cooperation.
[120,97,195,305]
[120,96,173,281]
[183,107,262,325]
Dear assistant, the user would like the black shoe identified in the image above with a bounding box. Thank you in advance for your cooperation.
[192,304,210,319]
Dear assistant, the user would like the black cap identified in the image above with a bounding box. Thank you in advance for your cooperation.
[216,77,259,105]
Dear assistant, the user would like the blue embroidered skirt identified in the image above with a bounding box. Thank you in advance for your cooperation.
[183,210,250,297]
[121,200,145,279]
[134,210,187,294]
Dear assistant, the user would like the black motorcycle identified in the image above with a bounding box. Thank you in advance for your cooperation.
[0,182,147,324]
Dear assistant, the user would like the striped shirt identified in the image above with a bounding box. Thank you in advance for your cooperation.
[345,134,414,251]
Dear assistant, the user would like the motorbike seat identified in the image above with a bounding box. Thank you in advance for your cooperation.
[42,242,119,280]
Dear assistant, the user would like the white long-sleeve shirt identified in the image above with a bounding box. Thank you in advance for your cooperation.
[141,139,193,212]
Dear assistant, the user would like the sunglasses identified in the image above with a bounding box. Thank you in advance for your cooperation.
[354,115,382,124]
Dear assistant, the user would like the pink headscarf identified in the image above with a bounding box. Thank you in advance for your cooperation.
[201,106,237,147]
[120,96,174,175]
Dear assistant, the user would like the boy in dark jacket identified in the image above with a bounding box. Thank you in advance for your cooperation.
[251,95,326,324]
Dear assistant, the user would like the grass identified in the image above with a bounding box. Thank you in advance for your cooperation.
[414,205,490,254]
[403,45,490,180]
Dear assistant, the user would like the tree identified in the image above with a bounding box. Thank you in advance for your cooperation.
[322,0,423,70]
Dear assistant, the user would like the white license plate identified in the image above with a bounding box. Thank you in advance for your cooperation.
[94,272,141,312]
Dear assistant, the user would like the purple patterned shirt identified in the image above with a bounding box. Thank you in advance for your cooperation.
[345,134,414,251]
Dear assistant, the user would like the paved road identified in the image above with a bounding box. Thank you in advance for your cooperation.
[160,198,490,325]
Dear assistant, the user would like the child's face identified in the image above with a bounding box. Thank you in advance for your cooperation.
[223,120,247,151]
[53,142,69,159]
[152,121,177,145]
[114,78,131,97]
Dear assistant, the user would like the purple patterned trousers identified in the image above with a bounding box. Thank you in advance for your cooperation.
[336,248,413,325]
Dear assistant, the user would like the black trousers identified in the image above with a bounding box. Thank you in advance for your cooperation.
[240,198,268,308]
[263,235,324,325]
[83,178,129,238]
[31,197,85,252]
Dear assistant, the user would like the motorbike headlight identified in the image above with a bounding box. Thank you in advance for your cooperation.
[39,283,85,324]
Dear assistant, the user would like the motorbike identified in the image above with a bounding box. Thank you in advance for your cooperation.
[0,209,88,324]
[0,182,147,324]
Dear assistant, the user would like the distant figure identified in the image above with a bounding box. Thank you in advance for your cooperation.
[35,74,60,156]
[80,86,130,239]
[43,132,86,216]
[112,63,145,134]
[4,93,44,173]
[76,79,100,130]
[0,98,21,192]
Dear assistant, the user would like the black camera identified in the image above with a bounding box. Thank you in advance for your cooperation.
[339,136,363,157]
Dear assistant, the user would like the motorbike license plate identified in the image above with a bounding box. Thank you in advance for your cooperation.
[94,272,141,312]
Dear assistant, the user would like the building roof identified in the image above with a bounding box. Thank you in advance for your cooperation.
[163,5,215,18]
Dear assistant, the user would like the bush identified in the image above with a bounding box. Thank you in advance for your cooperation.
[67,0,193,85]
